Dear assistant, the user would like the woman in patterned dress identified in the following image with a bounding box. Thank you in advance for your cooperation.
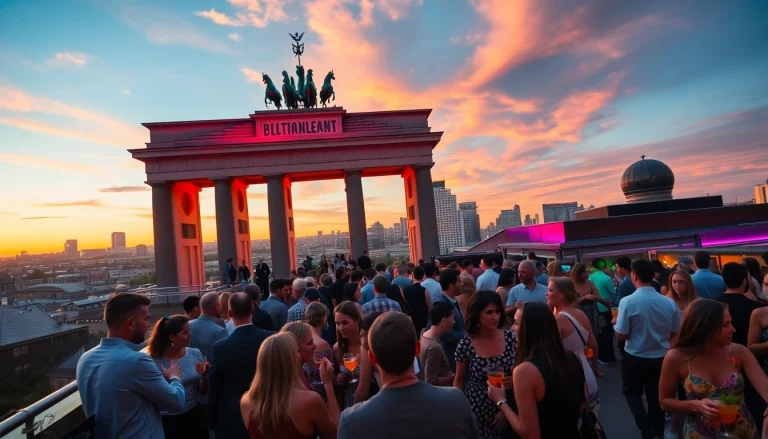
[661,299,768,438]
[454,290,517,439]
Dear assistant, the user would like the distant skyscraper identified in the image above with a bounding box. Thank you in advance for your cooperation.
[542,202,579,223]
[458,202,481,246]
[64,239,78,257]
[432,181,462,254]
[136,244,149,256]
[534,214,540,224]
[399,217,408,241]
[317,231,323,236]
[111,232,126,250]
[496,206,522,229]
[756,180,768,204]
[482,222,496,239]
[524,214,534,226]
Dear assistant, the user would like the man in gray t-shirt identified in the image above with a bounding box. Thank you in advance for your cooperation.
[337,311,477,439]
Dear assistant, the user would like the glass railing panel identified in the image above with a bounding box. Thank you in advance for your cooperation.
[29,391,83,438]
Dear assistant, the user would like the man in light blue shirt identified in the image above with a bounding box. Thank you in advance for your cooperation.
[692,250,727,299]
[189,292,228,359]
[506,260,548,308]
[260,279,288,329]
[77,294,186,439]
[391,263,413,290]
[476,255,500,292]
[420,263,443,303]
[360,268,376,305]
[614,260,680,439]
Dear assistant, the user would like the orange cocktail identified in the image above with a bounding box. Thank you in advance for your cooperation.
[487,367,504,388]
[611,308,618,320]
[343,354,358,371]
[719,404,739,425]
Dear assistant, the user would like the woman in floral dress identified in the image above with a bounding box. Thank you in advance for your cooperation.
[661,299,768,438]
[454,290,517,439]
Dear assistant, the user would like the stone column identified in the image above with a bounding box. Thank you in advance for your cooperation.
[344,170,369,260]
[150,182,178,288]
[214,179,238,280]
[414,165,440,259]
[266,175,295,279]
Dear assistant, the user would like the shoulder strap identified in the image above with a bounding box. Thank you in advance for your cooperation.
[563,313,588,347]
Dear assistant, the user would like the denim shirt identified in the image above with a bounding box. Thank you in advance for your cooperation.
[76,338,185,438]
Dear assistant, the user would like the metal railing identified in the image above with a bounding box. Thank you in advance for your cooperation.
[0,284,241,438]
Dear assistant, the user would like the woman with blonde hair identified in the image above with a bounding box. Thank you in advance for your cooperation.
[219,291,232,323]
[240,333,337,439]
[666,270,698,314]
[570,263,607,359]
[546,277,600,412]
[547,260,565,278]
[457,274,477,319]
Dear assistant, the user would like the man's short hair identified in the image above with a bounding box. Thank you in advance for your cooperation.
[229,292,253,319]
[591,257,606,269]
[429,301,455,326]
[200,292,220,311]
[292,278,307,294]
[320,274,333,286]
[722,262,748,289]
[226,258,233,263]
[527,251,536,260]
[350,270,364,283]
[373,275,389,294]
[482,255,494,267]
[397,263,408,275]
[462,259,472,269]
[494,253,503,267]
[375,262,387,272]
[364,268,377,279]
[616,256,632,271]
[305,288,320,302]
[244,284,261,304]
[104,293,151,329]
[439,268,460,291]
[423,262,437,278]
[183,296,200,313]
[631,260,655,284]
[282,278,293,287]
[412,265,425,281]
[335,266,347,279]
[447,261,459,269]
[369,311,416,375]
[269,279,283,293]
[694,251,711,270]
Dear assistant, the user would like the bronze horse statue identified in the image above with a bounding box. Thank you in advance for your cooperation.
[281,71,299,109]
[303,69,318,108]
[319,71,336,108]
[262,73,282,110]
[295,65,306,107]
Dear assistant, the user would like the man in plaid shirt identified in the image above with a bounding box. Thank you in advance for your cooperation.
[362,275,402,315]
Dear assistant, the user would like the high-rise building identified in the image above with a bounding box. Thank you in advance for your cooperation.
[756,180,768,204]
[534,214,540,224]
[496,206,522,229]
[458,201,481,246]
[432,181,462,254]
[64,239,78,257]
[482,222,496,239]
[399,217,408,242]
[136,244,149,256]
[542,202,579,223]
[111,232,126,250]
[524,214,534,226]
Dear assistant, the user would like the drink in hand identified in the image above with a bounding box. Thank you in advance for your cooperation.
[343,354,358,371]
[487,367,504,388]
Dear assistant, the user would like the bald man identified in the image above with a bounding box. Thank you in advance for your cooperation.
[189,292,228,360]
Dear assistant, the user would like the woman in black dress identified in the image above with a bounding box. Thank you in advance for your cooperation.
[488,302,585,439]
[454,290,517,439]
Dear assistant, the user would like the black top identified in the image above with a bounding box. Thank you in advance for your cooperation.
[718,293,764,346]
[403,283,429,334]
[318,285,334,307]
[238,265,251,281]
[357,255,372,270]
[529,354,584,439]
[331,278,347,305]
[252,306,276,331]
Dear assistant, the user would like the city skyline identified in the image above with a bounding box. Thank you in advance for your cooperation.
[1,1,767,257]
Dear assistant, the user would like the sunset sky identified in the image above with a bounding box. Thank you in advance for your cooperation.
[1,0,767,257]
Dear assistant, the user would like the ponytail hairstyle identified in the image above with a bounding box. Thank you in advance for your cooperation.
[147,315,189,358]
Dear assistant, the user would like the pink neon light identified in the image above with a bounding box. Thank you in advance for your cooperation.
[701,234,768,247]
[505,223,566,244]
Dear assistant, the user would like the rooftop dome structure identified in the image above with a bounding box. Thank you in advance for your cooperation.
[621,156,675,203]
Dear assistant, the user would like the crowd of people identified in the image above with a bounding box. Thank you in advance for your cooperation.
[74,249,768,438]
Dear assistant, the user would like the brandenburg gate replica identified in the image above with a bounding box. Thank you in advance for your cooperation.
[131,34,441,288]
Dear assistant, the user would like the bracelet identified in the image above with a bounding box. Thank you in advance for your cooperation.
[496,399,507,408]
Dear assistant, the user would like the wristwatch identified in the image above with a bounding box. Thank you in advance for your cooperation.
[496,399,508,408]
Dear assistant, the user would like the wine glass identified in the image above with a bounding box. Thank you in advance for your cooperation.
[194,356,208,375]
[343,353,359,384]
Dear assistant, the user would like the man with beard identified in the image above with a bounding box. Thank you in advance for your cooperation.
[77,293,185,438]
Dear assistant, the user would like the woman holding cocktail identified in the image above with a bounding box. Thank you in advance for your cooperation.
[145,315,209,439]
[332,301,362,409]
[547,277,600,413]
[660,299,768,438]
[454,290,516,439]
